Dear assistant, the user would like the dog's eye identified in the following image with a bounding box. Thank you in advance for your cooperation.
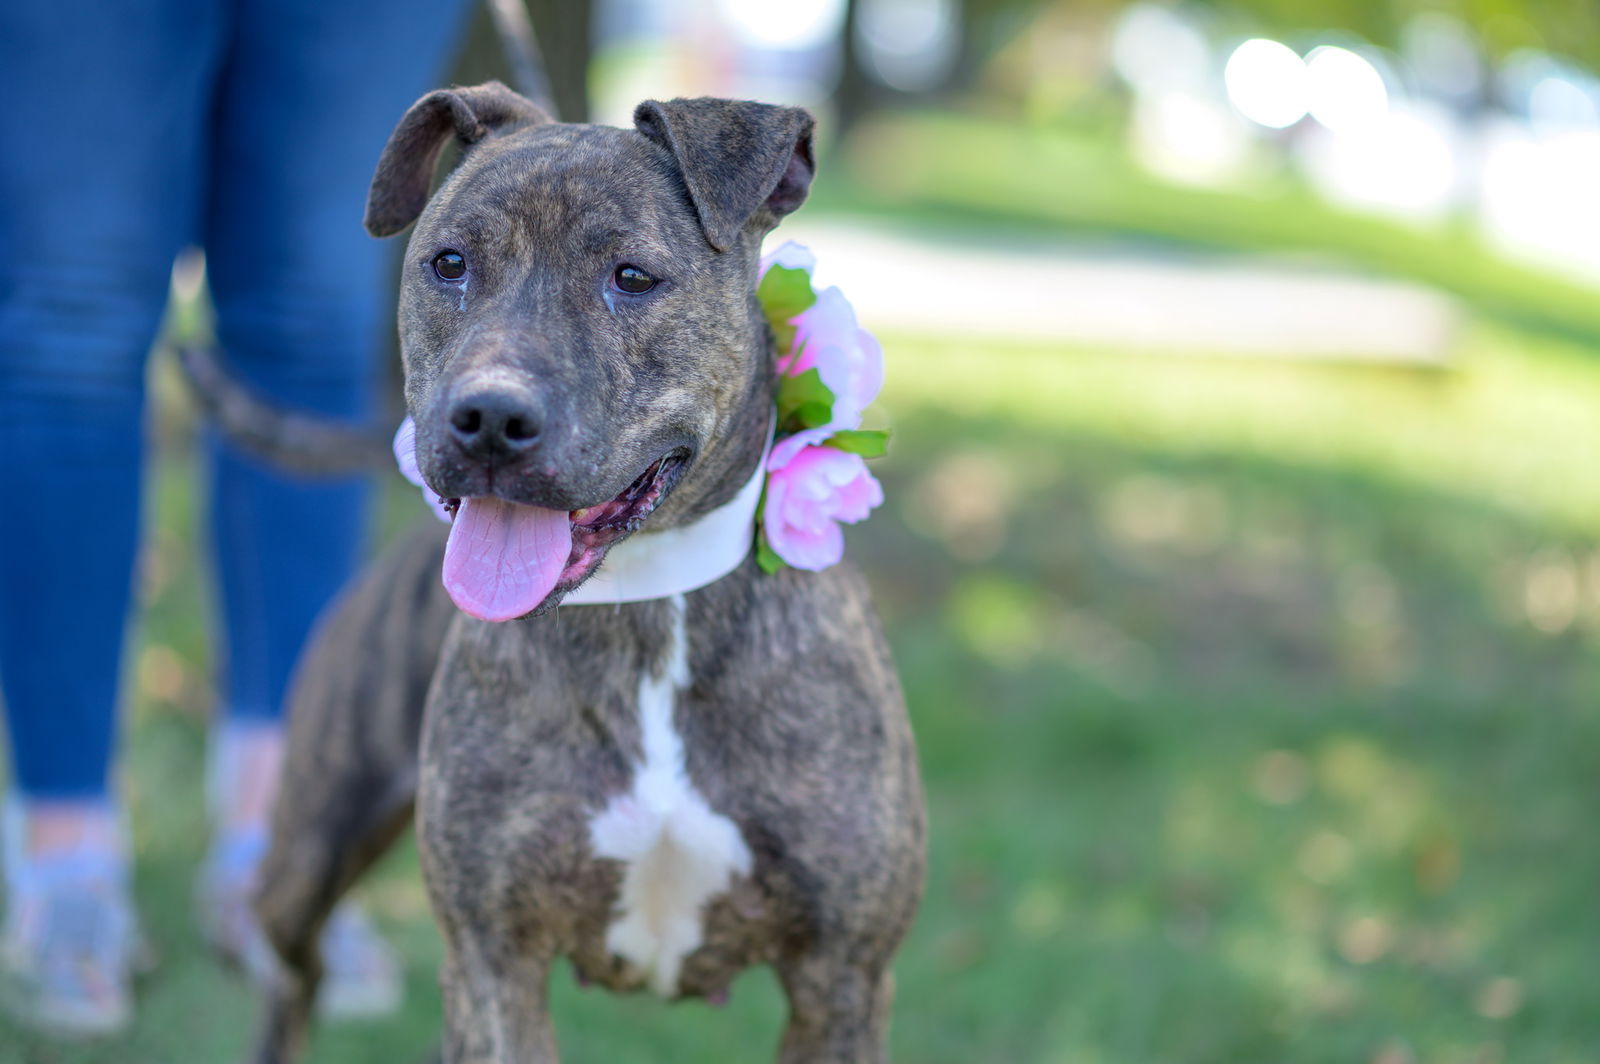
[433,251,467,282]
[612,265,658,294]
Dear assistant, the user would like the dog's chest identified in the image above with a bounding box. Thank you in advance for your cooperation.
[586,594,752,997]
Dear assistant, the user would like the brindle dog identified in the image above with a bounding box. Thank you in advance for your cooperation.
[244,82,924,1064]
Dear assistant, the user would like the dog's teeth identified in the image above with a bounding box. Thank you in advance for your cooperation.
[572,507,592,522]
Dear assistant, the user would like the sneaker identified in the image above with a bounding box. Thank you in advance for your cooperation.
[317,904,403,1018]
[1,847,138,1038]
[196,828,277,985]
[200,828,402,1018]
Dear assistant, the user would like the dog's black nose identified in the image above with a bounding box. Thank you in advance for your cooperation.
[447,387,543,460]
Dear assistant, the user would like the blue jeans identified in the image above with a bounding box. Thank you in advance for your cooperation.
[0,0,468,799]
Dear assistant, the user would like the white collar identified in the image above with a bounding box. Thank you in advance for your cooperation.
[562,423,771,606]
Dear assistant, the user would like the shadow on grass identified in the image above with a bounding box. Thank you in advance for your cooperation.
[863,409,1600,1064]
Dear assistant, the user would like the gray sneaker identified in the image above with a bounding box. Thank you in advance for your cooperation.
[317,904,403,1018]
[1,853,138,1038]
[200,829,401,1019]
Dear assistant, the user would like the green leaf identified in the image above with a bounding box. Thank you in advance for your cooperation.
[772,320,798,359]
[776,368,836,432]
[824,429,891,459]
[794,401,833,430]
[758,264,817,330]
[756,532,785,574]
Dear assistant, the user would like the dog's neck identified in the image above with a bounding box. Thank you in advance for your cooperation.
[562,413,772,606]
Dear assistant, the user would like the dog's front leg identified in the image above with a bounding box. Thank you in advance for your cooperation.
[775,952,895,1064]
[440,944,558,1064]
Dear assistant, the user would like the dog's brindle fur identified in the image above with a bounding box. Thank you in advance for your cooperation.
[248,82,924,1063]
[251,521,451,1061]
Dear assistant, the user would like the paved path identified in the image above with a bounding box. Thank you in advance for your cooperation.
[782,219,1461,365]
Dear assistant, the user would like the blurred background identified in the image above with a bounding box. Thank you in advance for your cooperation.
[8,0,1600,1060]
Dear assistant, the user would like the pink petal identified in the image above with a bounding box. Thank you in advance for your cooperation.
[786,289,883,434]
[833,468,884,523]
[772,520,844,571]
[760,241,816,278]
[393,417,425,487]
[796,288,859,347]
[393,416,452,524]
[853,328,885,411]
[768,427,830,472]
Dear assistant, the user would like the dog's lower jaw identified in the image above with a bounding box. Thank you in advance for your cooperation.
[558,451,688,585]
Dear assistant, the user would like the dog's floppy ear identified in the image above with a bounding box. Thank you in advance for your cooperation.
[365,81,551,238]
[633,98,815,253]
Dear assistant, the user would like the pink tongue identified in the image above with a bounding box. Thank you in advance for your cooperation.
[442,497,574,622]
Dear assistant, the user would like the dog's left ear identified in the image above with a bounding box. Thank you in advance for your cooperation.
[634,98,815,253]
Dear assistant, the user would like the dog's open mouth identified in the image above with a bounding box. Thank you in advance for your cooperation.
[439,453,686,622]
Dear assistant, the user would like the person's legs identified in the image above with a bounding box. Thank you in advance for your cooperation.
[0,0,222,1033]
[198,0,469,1012]
[202,0,471,790]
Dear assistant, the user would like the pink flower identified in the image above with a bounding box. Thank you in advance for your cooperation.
[760,242,884,468]
[762,445,884,571]
[759,240,816,276]
[768,287,885,471]
[787,287,884,419]
[393,417,452,523]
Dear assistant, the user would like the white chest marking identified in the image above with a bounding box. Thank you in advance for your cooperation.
[587,595,752,996]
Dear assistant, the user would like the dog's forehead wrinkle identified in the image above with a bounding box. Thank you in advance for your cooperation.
[540,185,686,259]
[426,141,526,218]
[578,224,679,268]
[582,226,627,256]
[463,210,517,251]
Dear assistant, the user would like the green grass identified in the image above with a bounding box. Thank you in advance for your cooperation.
[7,313,1600,1062]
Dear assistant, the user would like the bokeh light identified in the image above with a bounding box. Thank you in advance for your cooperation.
[713,0,845,50]
[1224,38,1309,129]
[1305,46,1388,132]
[856,0,959,93]
[1302,106,1459,218]
[1111,2,1212,96]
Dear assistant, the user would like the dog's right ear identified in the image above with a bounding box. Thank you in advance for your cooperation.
[365,81,550,238]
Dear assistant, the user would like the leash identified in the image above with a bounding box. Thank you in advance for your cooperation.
[176,1,559,474]
[483,0,559,118]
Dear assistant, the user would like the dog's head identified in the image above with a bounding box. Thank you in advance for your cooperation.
[366,82,814,621]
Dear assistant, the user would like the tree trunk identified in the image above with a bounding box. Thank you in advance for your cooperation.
[833,0,875,138]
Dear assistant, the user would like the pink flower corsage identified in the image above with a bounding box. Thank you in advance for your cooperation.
[755,242,889,573]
